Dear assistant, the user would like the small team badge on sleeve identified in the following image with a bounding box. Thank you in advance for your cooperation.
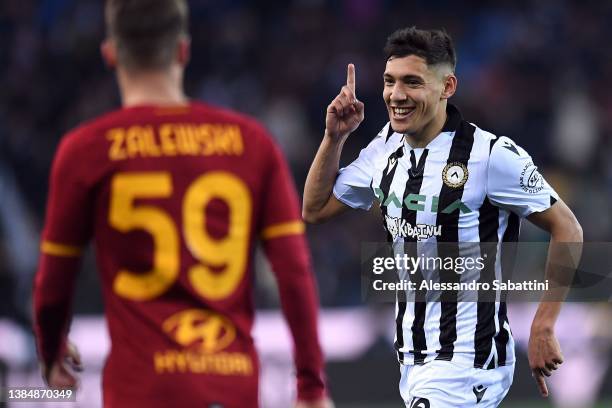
[442,162,469,188]
[519,161,545,193]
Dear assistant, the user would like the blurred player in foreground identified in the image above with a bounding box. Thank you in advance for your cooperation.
[303,27,582,407]
[32,1,331,407]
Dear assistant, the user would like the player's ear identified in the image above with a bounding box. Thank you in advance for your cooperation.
[441,73,457,100]
[101,39,117,69]
[177,36,191,66]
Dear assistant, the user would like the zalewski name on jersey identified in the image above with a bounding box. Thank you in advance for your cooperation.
[373,279,549,292]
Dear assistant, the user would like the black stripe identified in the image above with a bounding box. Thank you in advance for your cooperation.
[474,198,499,368]
[379,145,404,242]
[442,104,462,132]
[503,213,520,242]
[397,149,429,364]
[494,302,510,366]
[394,295,408,363]
[494,212,520,365]
[489,137,500,154]
[435,120,476,362]
[385,124,395,143]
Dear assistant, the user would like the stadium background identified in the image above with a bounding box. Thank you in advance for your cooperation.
[1,0,611,406]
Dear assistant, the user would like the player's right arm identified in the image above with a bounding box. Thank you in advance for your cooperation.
[256,128,332,407]
[302,64,364,223]
[33,130,94,388]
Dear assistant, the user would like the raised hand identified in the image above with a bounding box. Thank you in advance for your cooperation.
[325,63,365,139]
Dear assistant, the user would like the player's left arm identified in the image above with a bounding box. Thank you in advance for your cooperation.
[488,136,583,397]
[33,132,94,388]
[526,200,582,397]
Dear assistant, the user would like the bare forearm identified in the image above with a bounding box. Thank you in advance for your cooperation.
[304,63,364,225]
[303,133,346,216]
[533,220,583,330]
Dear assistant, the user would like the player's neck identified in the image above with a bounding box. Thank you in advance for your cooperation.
[404,104,448,149]
[118,66,188,108]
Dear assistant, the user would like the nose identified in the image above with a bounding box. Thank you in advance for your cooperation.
[389,83,407,103]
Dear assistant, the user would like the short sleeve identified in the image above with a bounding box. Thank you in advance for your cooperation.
[487,136,559,218]
[332,124,388,210]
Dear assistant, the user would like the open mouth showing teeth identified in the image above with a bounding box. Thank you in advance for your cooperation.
[392,107,415,116]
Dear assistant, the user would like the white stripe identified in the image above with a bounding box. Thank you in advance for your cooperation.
[414,134,454,356]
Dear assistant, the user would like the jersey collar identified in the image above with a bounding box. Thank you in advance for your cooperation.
[441,103,463,133]
[403,104,462,152]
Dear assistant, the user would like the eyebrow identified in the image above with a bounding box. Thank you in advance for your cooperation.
[383,73,425,82]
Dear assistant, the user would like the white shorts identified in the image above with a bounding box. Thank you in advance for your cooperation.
[399,360,515,408]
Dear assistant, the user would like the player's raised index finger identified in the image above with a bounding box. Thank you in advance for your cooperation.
[347,63,356,95]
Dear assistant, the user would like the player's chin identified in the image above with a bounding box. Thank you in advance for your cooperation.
[389,118,415,134]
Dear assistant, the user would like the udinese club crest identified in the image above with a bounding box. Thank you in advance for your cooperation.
[442,162,469,188]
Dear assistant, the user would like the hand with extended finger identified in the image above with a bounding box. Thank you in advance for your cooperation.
[325,63,365,140]
[528,327,563,398]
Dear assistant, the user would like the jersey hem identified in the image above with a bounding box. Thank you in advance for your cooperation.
[396,352,516,370]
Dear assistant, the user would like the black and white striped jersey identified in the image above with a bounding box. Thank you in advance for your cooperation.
[333,104,559,369]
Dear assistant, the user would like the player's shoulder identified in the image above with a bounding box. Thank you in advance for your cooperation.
[49,110,130,176]
[488,134,529,161]
[465,122,526,162]
[483,131,535,183]
[467,123,498,156]
[471,124,497,144]
[56,109,124,155]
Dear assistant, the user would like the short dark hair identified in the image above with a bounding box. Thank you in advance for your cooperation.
[105,0,189,70]
[384,27,456,71]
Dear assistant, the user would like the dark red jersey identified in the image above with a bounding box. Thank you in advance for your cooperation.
[33,102,325,407]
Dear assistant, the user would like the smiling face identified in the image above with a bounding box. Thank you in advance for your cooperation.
[383,55,456,137]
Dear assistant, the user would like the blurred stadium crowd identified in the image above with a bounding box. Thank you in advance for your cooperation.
[1,1,612,406]
[2,0,612,313]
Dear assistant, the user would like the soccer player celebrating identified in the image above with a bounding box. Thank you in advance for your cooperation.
[33,1,331,407]
[303,27,583,407]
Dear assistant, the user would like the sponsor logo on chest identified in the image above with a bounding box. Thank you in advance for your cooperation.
[374,189,473,214]
[384,215,442,240]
